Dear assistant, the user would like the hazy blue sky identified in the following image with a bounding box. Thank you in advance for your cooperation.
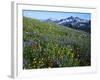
[23,10,91,20]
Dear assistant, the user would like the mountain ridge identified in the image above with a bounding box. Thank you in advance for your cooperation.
[44,16,91,33]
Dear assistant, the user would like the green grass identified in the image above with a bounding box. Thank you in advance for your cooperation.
[23,17,91,69]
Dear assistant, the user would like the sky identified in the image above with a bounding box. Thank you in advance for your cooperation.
[23,10,91,20]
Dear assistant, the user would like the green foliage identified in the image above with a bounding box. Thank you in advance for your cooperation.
[23,17,91,69]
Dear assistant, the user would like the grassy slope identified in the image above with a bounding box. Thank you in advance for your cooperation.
[23,17,91,69]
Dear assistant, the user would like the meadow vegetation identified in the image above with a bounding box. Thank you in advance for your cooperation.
[23,17,91,69]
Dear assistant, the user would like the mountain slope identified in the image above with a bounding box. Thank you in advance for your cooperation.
[23,17,91,69]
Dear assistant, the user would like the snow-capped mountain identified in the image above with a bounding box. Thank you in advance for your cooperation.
[57,16,88,24]
[44,16,91,33]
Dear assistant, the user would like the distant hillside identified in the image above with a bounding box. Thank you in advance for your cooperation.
[23,17,91,69]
